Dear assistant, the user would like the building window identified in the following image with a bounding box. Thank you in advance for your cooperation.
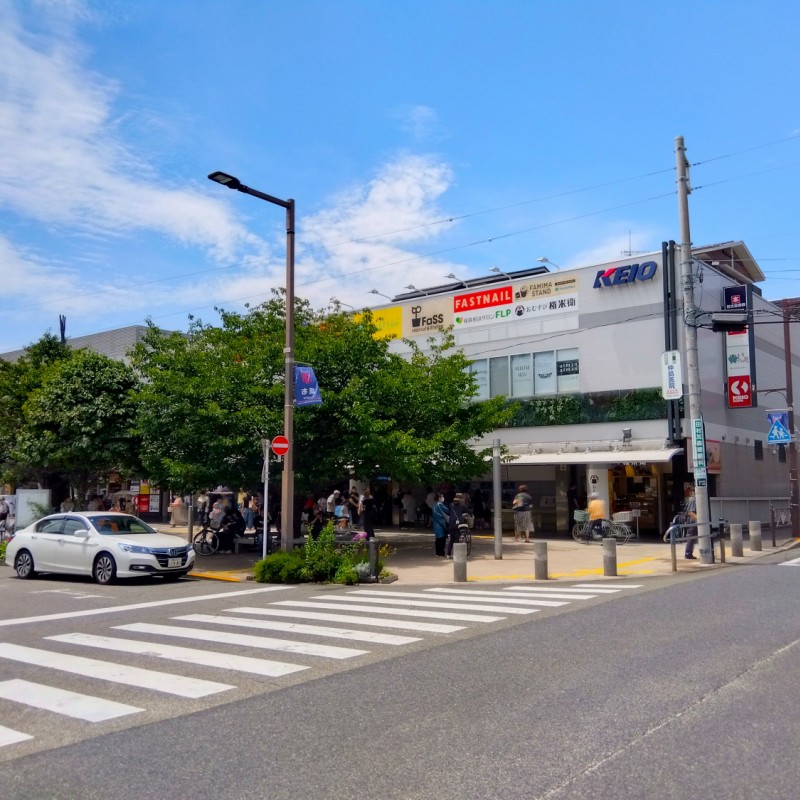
[469,349,580,399]
[754,440,764,461]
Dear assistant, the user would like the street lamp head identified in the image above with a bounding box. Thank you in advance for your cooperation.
[369,289,392,300]
[208,171,242,190]
[404,284,418,291]
[490,266,510,279]
[537,256,561,270]
[445,272,468,287]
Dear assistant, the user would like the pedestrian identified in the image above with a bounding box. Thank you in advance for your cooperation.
[512,484,534,542]
[432,491,449,557]
[361,487,376,539]
[348,490,361,526]
[683,486,699,559]
[326,489,341,517]
[402,490,417,528]
[308,503,325,540]
[587,492,607,540]
[446,492,469,558]
[196,491,209,525]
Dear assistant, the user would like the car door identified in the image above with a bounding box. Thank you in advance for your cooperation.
[56,516,97,574]
[29,517,66,570]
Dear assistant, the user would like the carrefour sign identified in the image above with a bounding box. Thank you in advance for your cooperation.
[593,261,658,288]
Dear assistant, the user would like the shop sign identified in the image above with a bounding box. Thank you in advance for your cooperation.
[593,261,657,289]
[661,350,683,400]
[724,285,748,311]
[454,286,513,311]
[402,298,452,337]
[355,306,402,340]
[728,376,752,408]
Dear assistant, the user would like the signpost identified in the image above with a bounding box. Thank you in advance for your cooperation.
[692,418,707,488]
[767,410,791,445]
[727,376,752,408]
[272,436,290,457]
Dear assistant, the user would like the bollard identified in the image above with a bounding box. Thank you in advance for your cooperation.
[453,542,468,582]
[533,541,548,580]
[717,522,726,564]
[730,523,743,557]
[602,537,617,577]
[367,538,379,580]
[749,520,762,552]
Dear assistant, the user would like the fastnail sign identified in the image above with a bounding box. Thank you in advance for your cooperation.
[453,286,514,327]
[593,261,658,289]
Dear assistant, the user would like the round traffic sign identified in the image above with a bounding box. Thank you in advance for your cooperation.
[271,435,290,456]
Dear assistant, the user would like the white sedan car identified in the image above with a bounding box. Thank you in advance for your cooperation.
[5,512,195,584]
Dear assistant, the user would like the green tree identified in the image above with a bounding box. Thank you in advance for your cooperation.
[131,294,512,498]
[0,333,72,485]
[13,349,141,505]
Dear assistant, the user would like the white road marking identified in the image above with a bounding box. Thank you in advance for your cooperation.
[272,600,504,623]
[572,583,643,590]
[0,724,33,747]
[501,588,599,600]
[0,678,143,721]
[31,590,109,599]
[0,643,233,698]
[422,588,569,606]
[224,606,465,634]
[779,556,800,566]
[323,593,537,615]
[106,624,365,660]
[174,614,420,645]
[0,586,293,629]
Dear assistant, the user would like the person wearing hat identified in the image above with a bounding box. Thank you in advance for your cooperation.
[326,489,341,516]
[512,485,534,542]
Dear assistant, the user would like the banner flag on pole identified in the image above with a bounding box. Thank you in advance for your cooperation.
[294,365,323,407]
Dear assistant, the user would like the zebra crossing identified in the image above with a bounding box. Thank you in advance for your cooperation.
[0,581,642,751]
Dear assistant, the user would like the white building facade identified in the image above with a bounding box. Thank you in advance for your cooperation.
[374,241,797,535]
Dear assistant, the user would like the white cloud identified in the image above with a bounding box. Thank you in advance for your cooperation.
[570,227,662,268]
[392,104,448,143]
[0,2,259,263]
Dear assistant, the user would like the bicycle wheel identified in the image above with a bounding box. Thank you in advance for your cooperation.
[462,530,472,556]
[610,522,631,544]
[572,522,589,544]
[193,529,219,556]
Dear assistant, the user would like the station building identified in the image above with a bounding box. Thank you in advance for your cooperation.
[370,240,798,536]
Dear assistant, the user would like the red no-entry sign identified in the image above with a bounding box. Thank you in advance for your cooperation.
[271,435,290,456]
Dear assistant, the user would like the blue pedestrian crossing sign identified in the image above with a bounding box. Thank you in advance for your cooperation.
[767,410,792,444]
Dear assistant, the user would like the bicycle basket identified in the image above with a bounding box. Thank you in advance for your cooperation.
[612,511,632,523]
[460,513,475,528]
[573,510,589,523]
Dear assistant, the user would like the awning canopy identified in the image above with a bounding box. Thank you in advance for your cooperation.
[503,448,683,466]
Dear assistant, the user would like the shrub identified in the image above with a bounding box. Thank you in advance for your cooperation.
[333,562,359,585]
[302,523,342,581]
[253,550,306,583]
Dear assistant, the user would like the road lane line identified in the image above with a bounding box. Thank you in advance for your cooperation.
[422,588,569,606]
[0,725,33,747]
[173,614,420,646]
[571,583,643,590]
[0,587,293,628]
[222,607,465,634]
[0,643,233,698]
[272,600,504,623]
[500,588,599,599]
[310,595,536,615]
[0,678,143,721]
[55,628,364,662]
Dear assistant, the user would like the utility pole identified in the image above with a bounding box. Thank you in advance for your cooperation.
[782,301,800,536]
[675,135,713,564]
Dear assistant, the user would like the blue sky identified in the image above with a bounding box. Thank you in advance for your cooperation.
[2,0,799,352]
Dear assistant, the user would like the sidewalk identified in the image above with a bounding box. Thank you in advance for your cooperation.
[155,523,800,584]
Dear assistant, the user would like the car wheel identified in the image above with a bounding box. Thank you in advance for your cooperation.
[14,550,36,579]
[93,553,117,585]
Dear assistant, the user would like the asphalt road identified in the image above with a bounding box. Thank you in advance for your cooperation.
[1,553,799,799]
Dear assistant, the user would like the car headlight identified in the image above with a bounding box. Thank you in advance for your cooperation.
[117,543,153,554]
[186,544,194,554]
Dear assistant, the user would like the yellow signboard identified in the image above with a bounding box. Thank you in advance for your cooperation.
[355,306,402,340]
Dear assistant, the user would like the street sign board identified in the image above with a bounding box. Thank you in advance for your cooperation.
[767,410,791,444]
[727,376,752,408]
[271,435,290,456]
[692,418,707,485]
[661,350,683,400]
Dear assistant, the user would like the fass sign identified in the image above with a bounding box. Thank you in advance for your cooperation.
[593,261,657,289]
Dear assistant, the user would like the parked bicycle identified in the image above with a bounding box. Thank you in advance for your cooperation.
[572,510,631,544]
[456,511,474,556]
[192,525,220,556]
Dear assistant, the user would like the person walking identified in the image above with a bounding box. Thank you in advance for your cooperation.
[432,492,449,557]
[682,486,699,559]
[512,484,534,542]
[587,492,608,540]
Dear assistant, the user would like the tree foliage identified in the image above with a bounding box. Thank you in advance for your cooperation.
[132,293,512,494]
[12,349,141,503]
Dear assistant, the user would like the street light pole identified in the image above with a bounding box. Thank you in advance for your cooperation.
[782,300,799,537]
[208,171,295,552]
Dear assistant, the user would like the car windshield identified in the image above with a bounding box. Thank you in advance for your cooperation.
[89,516,159,536]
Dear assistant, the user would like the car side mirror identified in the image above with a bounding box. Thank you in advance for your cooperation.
[73,528,91,539]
